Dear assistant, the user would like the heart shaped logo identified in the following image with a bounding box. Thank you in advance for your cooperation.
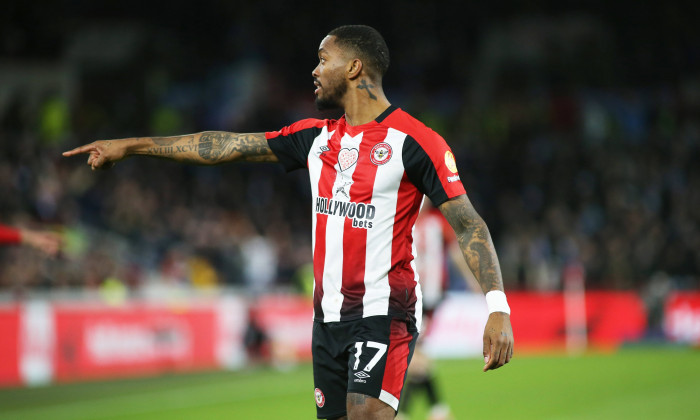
[338,148,359,172]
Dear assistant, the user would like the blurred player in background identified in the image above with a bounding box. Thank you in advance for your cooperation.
[398,200,481,420]
[0,223,62,256]
[64,25,513,420]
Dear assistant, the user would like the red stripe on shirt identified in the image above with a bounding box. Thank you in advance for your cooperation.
[339,127,387,319]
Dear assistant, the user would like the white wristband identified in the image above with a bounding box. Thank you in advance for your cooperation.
[485,290,511,315]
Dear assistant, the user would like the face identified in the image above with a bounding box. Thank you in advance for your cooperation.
[312,36,349,111]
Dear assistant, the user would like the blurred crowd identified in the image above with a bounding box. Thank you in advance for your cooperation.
[1,2,698,298]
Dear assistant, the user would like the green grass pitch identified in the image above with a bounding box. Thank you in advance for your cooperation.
[1,347,697,419]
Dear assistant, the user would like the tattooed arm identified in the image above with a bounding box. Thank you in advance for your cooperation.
[439,194,514,372]
[439,194,503,293]
[62,132,277,169]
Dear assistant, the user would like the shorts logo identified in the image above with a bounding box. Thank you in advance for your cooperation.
[314,388,325,408]
[354,371,371,379]
[445,151,458,173]
[338,148,359,172]
[370,143,392,165]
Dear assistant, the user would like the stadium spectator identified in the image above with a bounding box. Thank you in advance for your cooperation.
[63,25,514,420]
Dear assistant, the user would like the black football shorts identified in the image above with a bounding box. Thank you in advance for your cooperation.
[312,315,418,419]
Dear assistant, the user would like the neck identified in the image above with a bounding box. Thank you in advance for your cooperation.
[342,78,392,126]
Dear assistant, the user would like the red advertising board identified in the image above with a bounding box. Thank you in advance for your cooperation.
[509,291,647,350]
[51,302,219,382]
[0,305,20,387]
[664,292,700,345]
[0,291,653,388]
[0,297,247,388]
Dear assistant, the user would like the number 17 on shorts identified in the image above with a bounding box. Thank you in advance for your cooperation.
[352,341,387,383]
[347,318,417,411]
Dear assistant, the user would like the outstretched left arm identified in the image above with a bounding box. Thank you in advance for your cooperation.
[438,194,514,371]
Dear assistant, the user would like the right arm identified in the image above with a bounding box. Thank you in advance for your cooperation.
[0,224,62,256]
[62,131,277,169]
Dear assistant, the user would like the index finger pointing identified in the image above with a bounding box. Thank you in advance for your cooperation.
[63,144,96,157]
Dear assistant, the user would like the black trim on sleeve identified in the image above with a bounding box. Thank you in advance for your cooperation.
[267,126,322,172]
[402,135,449,206]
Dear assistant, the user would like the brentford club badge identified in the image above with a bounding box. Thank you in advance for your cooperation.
[370,142,392,165]
[315,388,325,407]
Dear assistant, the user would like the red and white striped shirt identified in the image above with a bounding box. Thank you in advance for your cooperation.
[266,106,465,328]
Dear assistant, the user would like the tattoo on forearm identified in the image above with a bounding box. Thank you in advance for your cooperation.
[198,132,270,162]
[141,136,198,163]
[139,132,272,164]
[357,79,377,100]
[152,137,184,146]
[441,197,503,293]
[146,145,198,155]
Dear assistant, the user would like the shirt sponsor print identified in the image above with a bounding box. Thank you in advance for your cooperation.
[315,197,375,229]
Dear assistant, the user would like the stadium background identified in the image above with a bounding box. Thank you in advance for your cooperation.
[1,1,699,419]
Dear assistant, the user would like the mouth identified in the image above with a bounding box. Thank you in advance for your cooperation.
[314,80,321,95]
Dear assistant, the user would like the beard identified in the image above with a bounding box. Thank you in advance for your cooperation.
[315,77,347,111]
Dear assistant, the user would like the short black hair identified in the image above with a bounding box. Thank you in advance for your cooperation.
[328,25,390,80]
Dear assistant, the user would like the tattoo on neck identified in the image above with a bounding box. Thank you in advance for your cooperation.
[357,79,377,100]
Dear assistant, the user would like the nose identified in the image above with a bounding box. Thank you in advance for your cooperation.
[312,64,320,79]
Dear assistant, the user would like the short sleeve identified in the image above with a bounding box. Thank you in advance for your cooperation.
[266,119,327,172]
[402,135,466,206]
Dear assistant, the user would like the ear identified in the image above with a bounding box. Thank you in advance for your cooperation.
[347,58,363,80]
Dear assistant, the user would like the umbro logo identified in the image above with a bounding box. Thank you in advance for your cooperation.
[354,371,371,379]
